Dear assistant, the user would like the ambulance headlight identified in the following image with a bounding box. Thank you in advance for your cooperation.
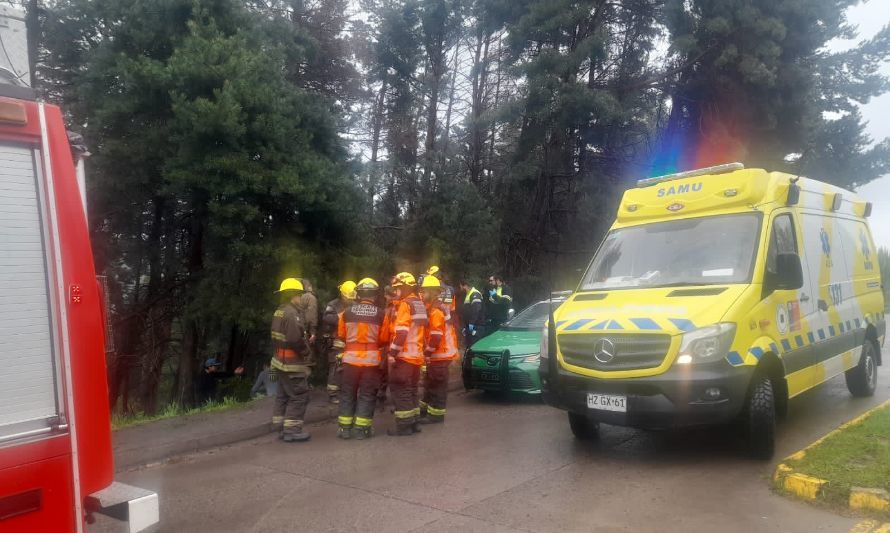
[676,323,736,364]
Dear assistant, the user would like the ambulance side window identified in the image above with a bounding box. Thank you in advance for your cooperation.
[766,214,798,274]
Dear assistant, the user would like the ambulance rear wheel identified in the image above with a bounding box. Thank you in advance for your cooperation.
[744,375,775,460]
[568,412,599,440]
[845,340,878,398]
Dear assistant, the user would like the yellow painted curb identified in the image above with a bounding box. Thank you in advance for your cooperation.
[773,399,890,512]
[782,472,828,500]
[850,488,890,513]
[858,515,890,530]
[783,399,890,462]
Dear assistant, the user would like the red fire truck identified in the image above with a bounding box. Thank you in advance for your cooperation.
[0,7,157,532]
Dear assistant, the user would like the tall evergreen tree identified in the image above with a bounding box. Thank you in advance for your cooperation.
[659,0,890,187]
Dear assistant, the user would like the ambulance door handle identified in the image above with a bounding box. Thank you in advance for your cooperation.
[817,299,829,312]
[799,294,810,303]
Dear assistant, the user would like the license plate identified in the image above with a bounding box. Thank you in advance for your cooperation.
[480,371,499,382]
[586,393,627,412]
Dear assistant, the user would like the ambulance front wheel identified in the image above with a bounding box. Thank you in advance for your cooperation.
[744,375,776,460]
[845,340,878,398]
[568,412,599,440]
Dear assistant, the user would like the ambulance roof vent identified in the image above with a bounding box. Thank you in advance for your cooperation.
[637,162,745,188]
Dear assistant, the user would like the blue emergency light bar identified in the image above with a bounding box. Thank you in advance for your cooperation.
[637,162,745,188]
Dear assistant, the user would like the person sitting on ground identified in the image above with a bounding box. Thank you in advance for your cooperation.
[196,356,244,404]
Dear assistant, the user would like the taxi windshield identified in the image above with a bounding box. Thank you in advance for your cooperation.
[579,213,761,290]
[502,301,554,330]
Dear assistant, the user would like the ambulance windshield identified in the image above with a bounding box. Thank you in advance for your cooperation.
[580,213,761,290]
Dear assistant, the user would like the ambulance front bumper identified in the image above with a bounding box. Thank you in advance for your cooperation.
[540,360,753,430]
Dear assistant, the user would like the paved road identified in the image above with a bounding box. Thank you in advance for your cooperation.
[94,365,890,533]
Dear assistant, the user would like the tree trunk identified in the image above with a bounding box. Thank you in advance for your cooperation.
[468,33,491,186]
[368,80,387,214]
[174,207,206,406]
[441,43,460,157]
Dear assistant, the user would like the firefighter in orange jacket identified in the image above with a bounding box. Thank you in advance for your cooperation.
[426,265,456,314]
[419,276,459,424]
[336,278,389,440]
[386,272,428,436]
[270,278,312,442]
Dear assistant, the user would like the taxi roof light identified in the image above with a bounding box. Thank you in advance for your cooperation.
[637,162,744,188]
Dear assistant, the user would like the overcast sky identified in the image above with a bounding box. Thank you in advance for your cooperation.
[840,1,890,249]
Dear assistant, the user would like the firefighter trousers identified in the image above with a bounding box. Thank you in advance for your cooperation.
[326,348,342,397]
[272,371,309,436]
[421,361,451,418]
[338,364,381,428]
[390,359,421,428]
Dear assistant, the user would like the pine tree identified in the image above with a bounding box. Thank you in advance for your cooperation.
[660,0,890,187]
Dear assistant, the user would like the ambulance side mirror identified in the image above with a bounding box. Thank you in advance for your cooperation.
[767,253,804,292]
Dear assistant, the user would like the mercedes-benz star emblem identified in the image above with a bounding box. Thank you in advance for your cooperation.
[594,338,616,363]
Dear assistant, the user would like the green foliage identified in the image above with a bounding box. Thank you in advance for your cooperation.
[31,0,890,411]
[785,403,890,513]
[111,395,252,430]
[660,0,890,187]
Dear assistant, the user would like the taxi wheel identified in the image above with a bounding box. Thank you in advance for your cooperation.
[568,412,599,440]
[845,340,878,398]
[744,376,775,460]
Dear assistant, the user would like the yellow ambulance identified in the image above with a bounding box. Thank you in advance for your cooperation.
[540,163,885,458]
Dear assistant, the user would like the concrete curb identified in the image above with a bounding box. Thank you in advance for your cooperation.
[773,399,890,515]
[116,377,467,471]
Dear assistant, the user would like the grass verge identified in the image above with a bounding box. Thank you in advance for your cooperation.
[111,395,261,430]
[786,402,890,514]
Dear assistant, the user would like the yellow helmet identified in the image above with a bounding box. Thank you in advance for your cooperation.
[426,265,440,278]
[356,278,379,291]
[421,276,442,289]
[338,280,357,299]
[392,272,416,287]
[276,277,304,293]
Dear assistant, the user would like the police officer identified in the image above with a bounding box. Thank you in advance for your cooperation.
[336,278,389,439]
[458,279,484,346]
[270,278,313,442]
[321,281,356,404]
[484,275,513,330]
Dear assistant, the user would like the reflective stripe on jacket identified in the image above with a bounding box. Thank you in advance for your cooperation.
[439,284,457,313]
[337,300,388,367]
[426,302,458,361]
[270,302,311,372]
[461,287,483,326]
[389,295,428,365]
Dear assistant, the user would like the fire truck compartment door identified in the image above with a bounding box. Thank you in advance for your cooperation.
[0,144,60,442]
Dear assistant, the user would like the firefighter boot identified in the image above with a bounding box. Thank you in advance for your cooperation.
[387,424,414,437]
[353,426,373,440]
[417,414,444,425]
[283,430,311,443]
[412,421,423,433]
[337,425,352,440]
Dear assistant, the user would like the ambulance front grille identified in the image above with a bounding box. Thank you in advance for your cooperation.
[558,333,672,371]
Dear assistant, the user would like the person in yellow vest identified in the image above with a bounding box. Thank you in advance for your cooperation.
[270,278,312,442]
[418,276,459,424]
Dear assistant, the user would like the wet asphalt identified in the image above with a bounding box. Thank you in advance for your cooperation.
[93,356,890,533]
